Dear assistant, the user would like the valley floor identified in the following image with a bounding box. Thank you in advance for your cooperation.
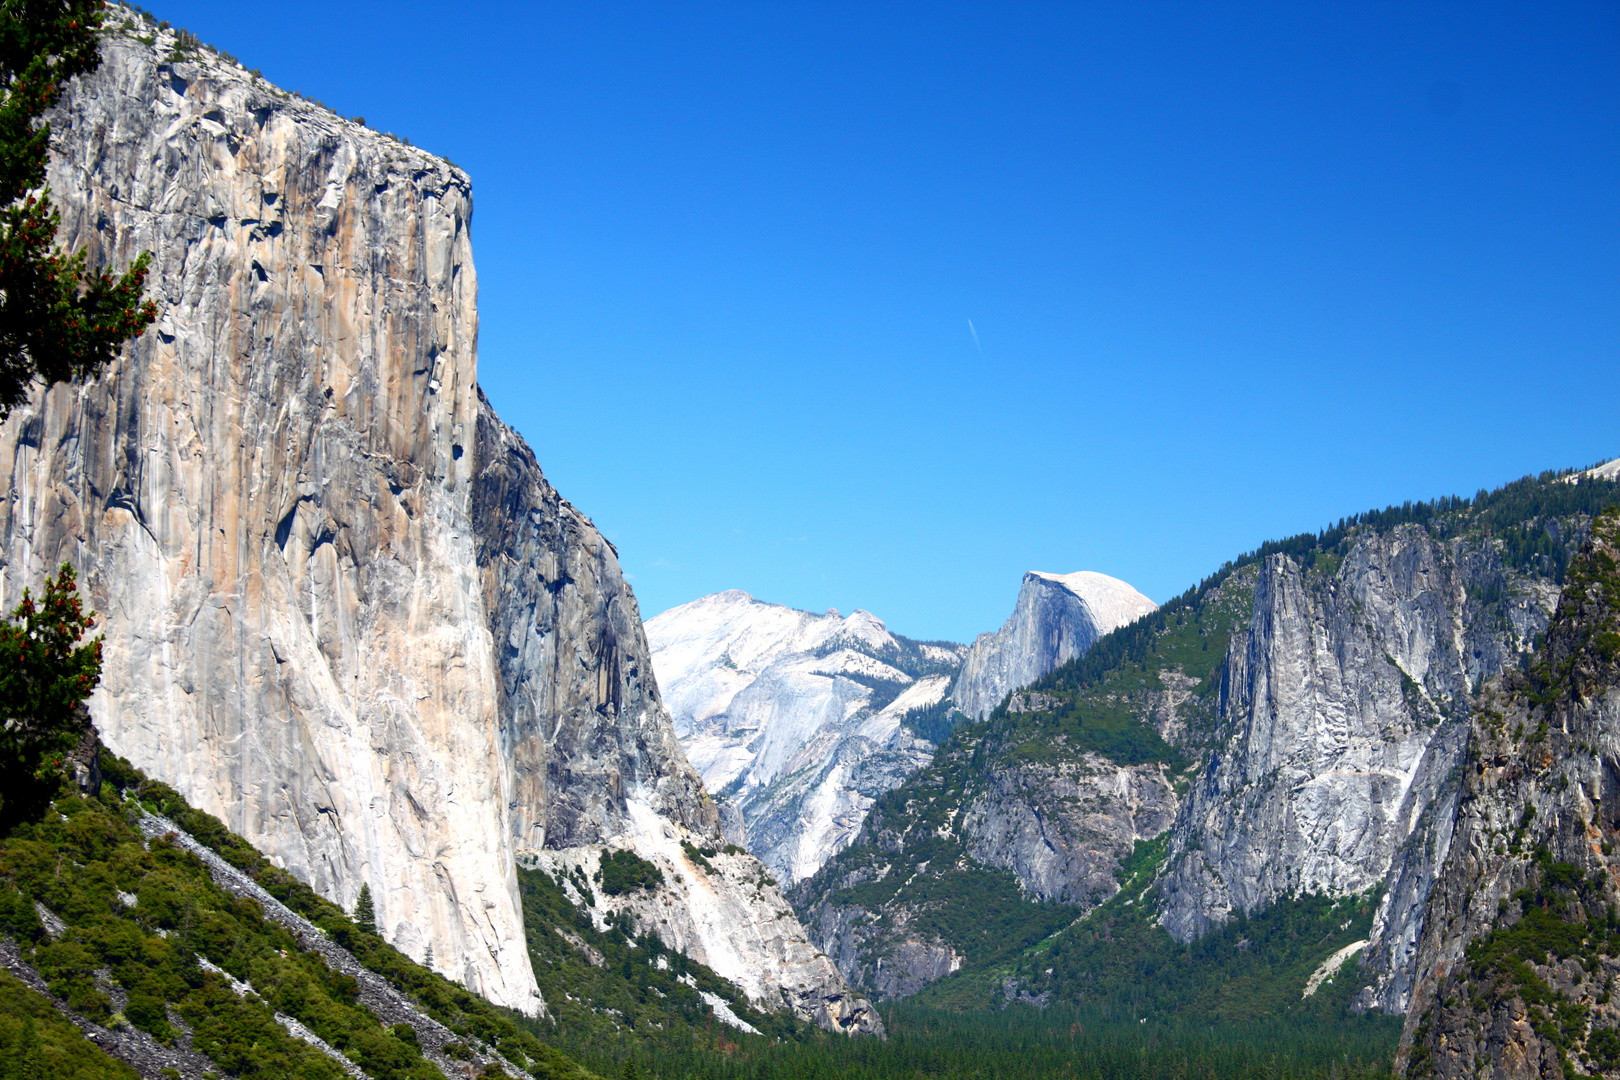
[551,1003,1401,1080]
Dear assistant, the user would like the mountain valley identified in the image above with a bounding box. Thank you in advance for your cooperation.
[0,8,1613,1080]
[787,469,1620,1033]
[0,14,879,1071]
[648,571,1157,890]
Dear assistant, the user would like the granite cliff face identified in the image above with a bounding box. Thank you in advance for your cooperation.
[523,805,879,1033]
[959,722,1177,905]
[953,571,1156,720]
[647,591,964,885]
[0,23,875,1031]
[1158,526,1562,1013]
[1398,510,1620,1077]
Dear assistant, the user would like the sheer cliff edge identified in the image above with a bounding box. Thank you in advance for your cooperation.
[0,22,878,1034]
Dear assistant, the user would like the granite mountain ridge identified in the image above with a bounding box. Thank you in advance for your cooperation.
[788,464,1620,1009]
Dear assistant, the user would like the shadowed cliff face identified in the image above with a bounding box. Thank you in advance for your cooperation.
[0,24,878,1032]
[472,400,719,853]
[1398,510,1620,1078]
[471,459,883,1033]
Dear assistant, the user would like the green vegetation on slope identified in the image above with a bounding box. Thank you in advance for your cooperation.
[1407,508,1620,1078]
[798,720,1087,967]
[1522,504,1620,709]
[516,863,805,1052]
[0,971,139,1080]
[4,751,601,1080]
[993,565,1260,768]
[595,849,665,897]
[913,836,1391,1030]
[1408,846,1620,1076]
[1,791,402,1079]
[517,822,1394,1080]
[896,695,969,744]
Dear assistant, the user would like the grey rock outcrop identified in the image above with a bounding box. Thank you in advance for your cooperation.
[649,590,965,885]
[953,571,1156,720]
[802,899,966,1002]
[473,404,717,853]
[524,825,882,1034]
[1398,511,1620,1076]
[790,707,1178,1001]
[962,754,1177,905]
[1158,526,1562,1011]
[0,22,874,1031]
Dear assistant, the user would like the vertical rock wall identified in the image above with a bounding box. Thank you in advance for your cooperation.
[960,750,1177,905]
[953,571,1156,721]
[0,29,542,1010]
[1398,512,1620,1077]
[472,402,718,853]
[0,24,878,1030]
[1157,527,1561,1010]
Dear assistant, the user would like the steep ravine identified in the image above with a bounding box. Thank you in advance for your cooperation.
[0,20,874,1033]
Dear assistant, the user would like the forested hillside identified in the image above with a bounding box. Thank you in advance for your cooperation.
[0,747,1404,1080]
[0,752,599,1080]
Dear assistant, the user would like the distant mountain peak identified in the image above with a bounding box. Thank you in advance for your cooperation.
[953,569,1157,720]
[648,593,966,884]
[1026,570,1158,632]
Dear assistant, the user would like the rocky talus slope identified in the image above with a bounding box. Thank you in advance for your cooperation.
[1398,508,1620,1078]
[647,591,965,885]
[0,21,874,1032]
[792,475,1617,1006]
[953,571,1157,721]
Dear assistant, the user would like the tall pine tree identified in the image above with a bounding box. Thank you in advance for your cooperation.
[353,882,376,935]
[0,0,157,415]
[0,564,101,829]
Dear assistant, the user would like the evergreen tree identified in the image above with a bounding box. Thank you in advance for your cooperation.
[0,563,101,829]
[0,0,158,416]
[11,1011,39,1080]
[353,882,376,934]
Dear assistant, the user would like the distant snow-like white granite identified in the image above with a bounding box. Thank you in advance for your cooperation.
[648,592,965,884]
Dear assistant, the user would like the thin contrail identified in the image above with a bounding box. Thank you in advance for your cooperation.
[967,319,982,354]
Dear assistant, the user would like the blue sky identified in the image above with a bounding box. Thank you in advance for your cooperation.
[158,1,1618,643]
